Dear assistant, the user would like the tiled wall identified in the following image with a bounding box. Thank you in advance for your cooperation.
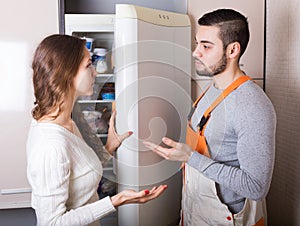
[265,0,300,225]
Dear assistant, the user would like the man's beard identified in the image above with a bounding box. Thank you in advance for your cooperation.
[195,52,227,77]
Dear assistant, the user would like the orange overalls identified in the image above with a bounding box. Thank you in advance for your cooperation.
[181,76,266,226]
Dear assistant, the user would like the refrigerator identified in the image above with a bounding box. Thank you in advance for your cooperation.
[65,4,191,226]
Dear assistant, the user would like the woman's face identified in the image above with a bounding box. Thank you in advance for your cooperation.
[73,47,97,98]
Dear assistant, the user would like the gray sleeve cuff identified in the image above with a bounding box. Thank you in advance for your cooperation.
[187,151,214,172]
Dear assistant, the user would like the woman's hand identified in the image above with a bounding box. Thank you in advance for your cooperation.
[110,185,168,207]
[143,137,193,162]
[105,111,133,155]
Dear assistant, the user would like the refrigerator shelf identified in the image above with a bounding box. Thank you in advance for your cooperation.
[96,134,108,138]
[96,73,114,77]
[95,74,114,83]
[103,167,113,171]
[77,100,114,104]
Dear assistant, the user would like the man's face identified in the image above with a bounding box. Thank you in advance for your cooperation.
[192,25,227,77]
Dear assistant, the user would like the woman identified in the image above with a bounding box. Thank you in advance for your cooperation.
[26,34,167,226]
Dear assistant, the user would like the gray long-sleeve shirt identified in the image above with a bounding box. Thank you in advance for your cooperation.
[187,80,276,213]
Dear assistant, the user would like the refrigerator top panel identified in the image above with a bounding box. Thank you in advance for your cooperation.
[116,4,190,27]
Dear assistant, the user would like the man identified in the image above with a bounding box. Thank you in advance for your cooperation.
[144,9,276,226]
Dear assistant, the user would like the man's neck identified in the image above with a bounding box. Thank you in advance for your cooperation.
[212,69,245,89]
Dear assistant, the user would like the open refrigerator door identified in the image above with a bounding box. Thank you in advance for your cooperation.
[115,4,191,226]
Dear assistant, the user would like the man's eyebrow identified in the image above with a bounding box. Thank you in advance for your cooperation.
[194,37,215,45]
[200,40,215,45]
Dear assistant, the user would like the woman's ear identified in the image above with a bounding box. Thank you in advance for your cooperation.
[227,42,241,59]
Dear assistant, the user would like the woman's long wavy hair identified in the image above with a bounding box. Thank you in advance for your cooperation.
[31,34,86,120]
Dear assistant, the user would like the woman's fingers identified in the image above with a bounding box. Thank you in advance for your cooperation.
[109,110,116,128]
[122,185,168,204]
[118,131,133,143]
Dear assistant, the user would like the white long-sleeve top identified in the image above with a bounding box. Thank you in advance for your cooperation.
[26,120,116,226]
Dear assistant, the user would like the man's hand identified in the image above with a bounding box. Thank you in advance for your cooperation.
[143,137,193,162]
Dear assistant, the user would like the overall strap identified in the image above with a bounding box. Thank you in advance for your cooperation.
[188,84,211,121]
[198,76,251,134]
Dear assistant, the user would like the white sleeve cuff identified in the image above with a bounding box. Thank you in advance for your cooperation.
[90,196,116,220]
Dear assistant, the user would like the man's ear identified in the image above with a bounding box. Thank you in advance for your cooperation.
[227,42,241,59]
